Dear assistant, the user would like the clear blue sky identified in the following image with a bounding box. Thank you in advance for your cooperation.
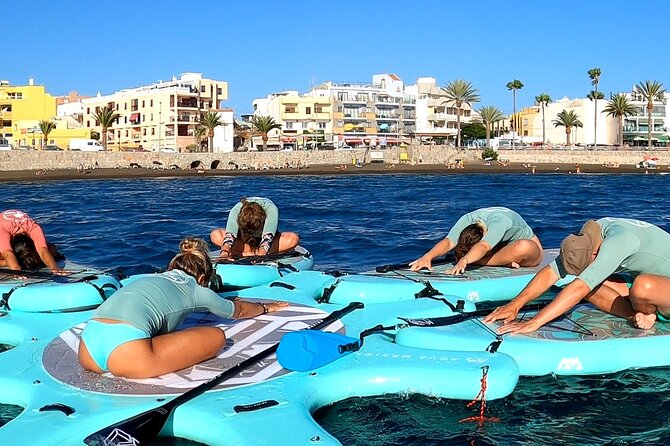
[3,0,668,115]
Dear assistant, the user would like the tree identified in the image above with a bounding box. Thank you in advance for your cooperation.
[38,120,56,149]
[506,79,524,145]
[460,122,486,141]
[193,124,206,152]
[587,68,602,146]
[603,93,638,148]
[477,106,505,148]
[534,93,551,146]
[200,110,223,152]
[250,115,282,151]
[552,109,583,146]
[441,79,480,148]
[634,80,666,149]
[92,106,120,150]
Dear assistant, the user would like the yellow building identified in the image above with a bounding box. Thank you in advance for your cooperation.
[0,79,90,149]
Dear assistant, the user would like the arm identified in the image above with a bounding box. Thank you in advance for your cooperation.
[497,278,591,334]
[232,299,288,319]
[37,247,61,272]
[257,200,279,255]
[409,238,455,271]
[483,264,559,324]
[0,249,21,270]
[447,240,492,275]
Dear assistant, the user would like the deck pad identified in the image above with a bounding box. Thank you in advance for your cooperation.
[43,302,343,395]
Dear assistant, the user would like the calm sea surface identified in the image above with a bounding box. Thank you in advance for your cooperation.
[1,172,669,445]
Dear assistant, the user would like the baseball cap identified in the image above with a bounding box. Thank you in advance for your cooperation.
[557,220,603,275]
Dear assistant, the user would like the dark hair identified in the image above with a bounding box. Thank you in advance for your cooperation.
[10,233,45,270]
[454,224,484,261]
[237,199,266,250]
[167,237,213,284]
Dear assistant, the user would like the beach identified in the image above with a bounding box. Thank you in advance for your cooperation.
[0,161,657,183]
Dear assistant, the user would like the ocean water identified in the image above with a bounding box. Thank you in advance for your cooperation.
[1,172,669,445]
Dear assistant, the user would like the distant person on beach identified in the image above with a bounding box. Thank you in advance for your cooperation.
[210,197,300,258]
[78,237,289,378]
[484,218,670,333]
[409,207,542,274]
[0,209,64,272]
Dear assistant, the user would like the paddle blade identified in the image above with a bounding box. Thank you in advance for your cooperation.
[277,331,360,371]
[83,405,173,446]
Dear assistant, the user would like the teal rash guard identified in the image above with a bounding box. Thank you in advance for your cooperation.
[550,217,670,290]
[225,197,279,238]
[93,269,235,335]
[445,207,535,247]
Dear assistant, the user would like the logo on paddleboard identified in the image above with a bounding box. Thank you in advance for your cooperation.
[556,357,583,371]
[102,428,139,446]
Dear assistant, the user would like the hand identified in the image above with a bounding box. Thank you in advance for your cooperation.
[483,303,520,324]
[447,258,468,275]
[496,319,542,335]
[218,250,232,261]
[51,268,67,276]
[264,301,289,313]
[409,256,432,272]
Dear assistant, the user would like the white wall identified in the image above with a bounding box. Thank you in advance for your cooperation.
[212,110,234,152]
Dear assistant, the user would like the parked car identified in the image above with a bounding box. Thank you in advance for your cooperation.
[0,142,12,150]
[318,144,336,150]
[70,138,104,151]
[45,145,65,151]
[159,147,177,153]
[335,145,354,151]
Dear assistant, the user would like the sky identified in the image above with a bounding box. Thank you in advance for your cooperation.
[3,0,669,116]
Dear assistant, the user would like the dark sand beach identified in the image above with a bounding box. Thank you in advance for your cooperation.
[0,162,658,183]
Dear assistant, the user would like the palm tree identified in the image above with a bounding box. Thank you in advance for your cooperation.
[250,115,282,151]
[38,120,56,149]
[506,79,524,145]
[477,106,504,148]
[193,124,206,151]
[552,109,583,146]
[92,106,120,150]
[534,93,551,146]
[603,93,638,148]
[441,79,480,148]
[587,68,602,146]
[200,110,223,152]
[634,80,666,149]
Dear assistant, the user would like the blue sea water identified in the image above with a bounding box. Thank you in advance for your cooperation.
[1,172,669,445]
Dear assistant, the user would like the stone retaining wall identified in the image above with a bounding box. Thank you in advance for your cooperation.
[0,146,665,171]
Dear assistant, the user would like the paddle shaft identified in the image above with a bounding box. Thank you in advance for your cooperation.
[214,249,302,265]
[401,302,549,327]
[375,255,454,273]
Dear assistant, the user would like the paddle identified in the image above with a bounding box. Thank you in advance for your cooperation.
[277,301,549,372]
[375,254,455,273]
[83,301,364,446]
[213,249,304,265]
[0,267,91,284]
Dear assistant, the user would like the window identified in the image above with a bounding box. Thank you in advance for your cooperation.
[151,128,155,135]
[306,107,312,115]
[116,104,119,111]
[150,99,153,107]
[217,87,222,95]
[87,107,90,114]
[285,122,293,129]
[143,128,146,136]
[125,130,129,137]
[151,113,153,121]
[201,85,206,93]
[318,122,326,129]
[86,120,90,127]
[142,100,145,107]
[124,103,127,110]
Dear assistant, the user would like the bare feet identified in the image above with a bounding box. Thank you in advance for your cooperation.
[633,312,656,330]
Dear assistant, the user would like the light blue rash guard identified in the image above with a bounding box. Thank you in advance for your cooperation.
[225,197,279,238]
[550,217,670,290]
[445,207,535,248]
[93,269,235,335]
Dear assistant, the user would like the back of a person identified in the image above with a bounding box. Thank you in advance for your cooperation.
[94,270,197,335]
[599,217,670,272]
[470,207,533,242]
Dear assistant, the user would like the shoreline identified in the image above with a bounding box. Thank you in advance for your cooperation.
[0,162,661,183]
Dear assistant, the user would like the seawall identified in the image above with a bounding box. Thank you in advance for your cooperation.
[0,146,664,171]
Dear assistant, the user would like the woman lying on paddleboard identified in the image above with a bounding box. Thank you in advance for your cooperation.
[485,218,670,332]
[410,206,543,275]
[78,237,288,378]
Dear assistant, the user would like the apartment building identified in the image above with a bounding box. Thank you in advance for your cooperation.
[623,88,669,147]
[0,79,90,149]
[252,91,333,150]
[78,73,230,152]
[410,77,475,144]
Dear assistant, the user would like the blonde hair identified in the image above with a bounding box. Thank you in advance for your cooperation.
[168,237,213,283]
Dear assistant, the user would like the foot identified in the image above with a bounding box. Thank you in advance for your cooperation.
[633,312,656,330]
[510,262,520,269]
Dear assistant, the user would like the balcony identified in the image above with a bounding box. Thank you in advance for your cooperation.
[176,99,199,108]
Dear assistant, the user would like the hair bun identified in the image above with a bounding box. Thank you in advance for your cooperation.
[179,237,210,255]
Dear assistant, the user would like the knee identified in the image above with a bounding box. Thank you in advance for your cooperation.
[287,232,300,246]
[210,229,225,246]
[630,279,654,300]
[204,327,227,356]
